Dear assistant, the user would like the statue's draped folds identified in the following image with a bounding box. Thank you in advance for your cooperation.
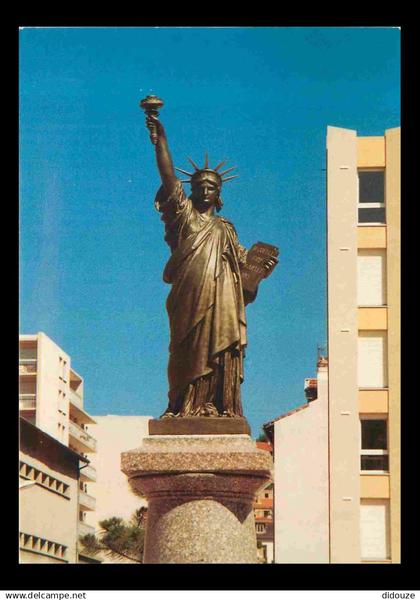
[155,180,248,417]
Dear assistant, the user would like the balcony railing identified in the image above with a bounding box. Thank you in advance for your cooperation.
[19,394,36,410]
[19,360,37,375]
[69,421,97,452]
[78,490,96,511]
[80,464,97,482]
[78,520,95,537]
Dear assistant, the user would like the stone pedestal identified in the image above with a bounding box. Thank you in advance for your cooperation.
[121,434,272,564]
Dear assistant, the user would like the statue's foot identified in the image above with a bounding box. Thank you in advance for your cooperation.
[160,409,177,419]
[220,410,236,418]
[194,403,220,417]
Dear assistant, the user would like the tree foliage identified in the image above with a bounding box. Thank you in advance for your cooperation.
[80,507,147,563]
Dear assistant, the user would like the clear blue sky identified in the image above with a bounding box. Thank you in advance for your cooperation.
[19,27,400,437]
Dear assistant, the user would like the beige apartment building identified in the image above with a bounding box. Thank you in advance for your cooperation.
[327,126,400,563]
[264,126,400,564]
[19,332,99,563]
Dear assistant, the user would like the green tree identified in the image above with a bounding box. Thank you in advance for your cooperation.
[257,431,267,442]
[79,507,146,563]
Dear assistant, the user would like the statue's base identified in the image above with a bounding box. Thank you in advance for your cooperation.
[121,434,272,563]
[148,416,250,435]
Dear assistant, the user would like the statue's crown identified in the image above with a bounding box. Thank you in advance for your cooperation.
[175,154,238,187]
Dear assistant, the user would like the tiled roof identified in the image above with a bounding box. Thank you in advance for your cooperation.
[254,498,273,509]
[263,402,309,427]
[256,441,272,452]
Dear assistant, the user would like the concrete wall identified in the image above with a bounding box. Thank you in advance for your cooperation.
[274,366,329,563]
[85,415,152,563]
[327,126,361,563]
[19,450,79,564]
[385,127,401,563]
[36,332,70,446]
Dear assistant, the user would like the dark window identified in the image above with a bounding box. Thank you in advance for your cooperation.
[358,171,385,203]
[361,420,387,449]
[358,170,386,224]
[360,419,388,471]
[361,455,389,471]
[358,207,386,224]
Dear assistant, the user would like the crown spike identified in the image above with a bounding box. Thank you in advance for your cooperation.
[204,153,209,169]
[219,166,237,177]
[213,159,229,172]
[187,157,200,171]
[175,167,193,177]
[222,175,239,182]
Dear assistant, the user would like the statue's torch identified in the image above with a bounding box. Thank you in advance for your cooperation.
[140,95,164,145]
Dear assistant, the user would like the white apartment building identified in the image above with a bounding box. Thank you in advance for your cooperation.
[19,332,99,563]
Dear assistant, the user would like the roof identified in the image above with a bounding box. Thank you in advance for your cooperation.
[20,417,89,465]
[255,516,273,523]
[254,498,273,509]
[256,441,272,452]
[263,402,309,429]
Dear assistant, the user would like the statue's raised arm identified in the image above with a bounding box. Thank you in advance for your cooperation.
[141,95,177,195]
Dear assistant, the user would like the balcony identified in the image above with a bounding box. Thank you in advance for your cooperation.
[69,396,96,425]
[19,360,37,376]
[80,464,97,483]
[69,421,97,453]
[69,388,83,410]
[78,520,95,537]
[79,490,96,511]
[19,394,36,410]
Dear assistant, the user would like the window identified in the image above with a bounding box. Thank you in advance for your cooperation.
[59,357,68,382]
[255,523,266,534]
[358,332,388,388]
[357,250,387,306]
[360,418,388,472]
[358,170,385,224]
[360,500,390,560]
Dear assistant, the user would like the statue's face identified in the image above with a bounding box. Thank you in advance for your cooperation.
[191,174,220,211]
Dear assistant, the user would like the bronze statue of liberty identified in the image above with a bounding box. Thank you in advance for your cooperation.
[142,97,278,424]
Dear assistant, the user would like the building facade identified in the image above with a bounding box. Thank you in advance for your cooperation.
[19,417,85,564]
[264,357,329,563]
[326,126,400,563]
[19,332,98,563]
[253,442,274,564]
[264,126,400,564]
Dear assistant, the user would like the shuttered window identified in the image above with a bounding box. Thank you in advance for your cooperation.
[360,500,390,560]
[357,250,387,306]
[358,332,388,388]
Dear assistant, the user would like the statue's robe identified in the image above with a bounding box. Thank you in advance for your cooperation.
[155,180,248,417]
